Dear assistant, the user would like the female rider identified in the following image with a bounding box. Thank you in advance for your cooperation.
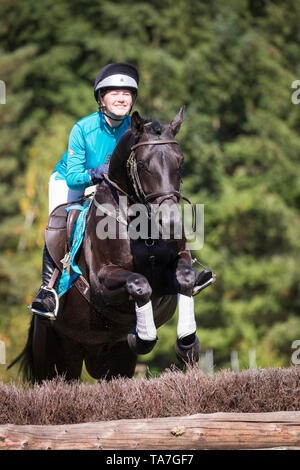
[31,62,139,318]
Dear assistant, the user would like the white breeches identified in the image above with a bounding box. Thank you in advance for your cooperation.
[48,172,84,215]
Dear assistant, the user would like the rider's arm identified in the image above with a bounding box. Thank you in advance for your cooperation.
[66,124,92,190]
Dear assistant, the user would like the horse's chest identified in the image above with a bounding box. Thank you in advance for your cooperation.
[130,239,178,273]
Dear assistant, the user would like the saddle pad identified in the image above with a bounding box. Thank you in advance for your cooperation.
[57,200,91,297]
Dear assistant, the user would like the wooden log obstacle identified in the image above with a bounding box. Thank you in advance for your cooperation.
[1,411,300,450]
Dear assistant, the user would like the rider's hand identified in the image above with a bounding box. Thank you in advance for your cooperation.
[88,164,109,184]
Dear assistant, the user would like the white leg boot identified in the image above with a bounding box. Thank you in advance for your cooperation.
[175,294,200,363]
[135,300,157,341]
[177,294,196,340]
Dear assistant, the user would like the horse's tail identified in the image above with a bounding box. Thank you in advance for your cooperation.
[7,317,35,383]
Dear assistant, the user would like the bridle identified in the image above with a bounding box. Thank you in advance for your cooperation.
[103,138,196,232]
[127,139,181,205]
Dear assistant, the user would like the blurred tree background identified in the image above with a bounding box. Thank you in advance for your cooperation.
[0,0,299,382]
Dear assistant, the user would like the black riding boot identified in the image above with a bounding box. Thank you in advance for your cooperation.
[31,244,58,320]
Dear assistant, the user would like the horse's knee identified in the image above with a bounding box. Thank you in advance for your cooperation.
[176,263,196,296]
[126,273,152,305]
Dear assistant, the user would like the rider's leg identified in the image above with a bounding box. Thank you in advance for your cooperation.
[31,173,84,318]
[31,244,58,315]
[48,172,84,215]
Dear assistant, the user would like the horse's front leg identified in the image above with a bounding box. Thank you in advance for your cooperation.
[99,265,157,355]
[174,256,201,363]
[126,272,159,354]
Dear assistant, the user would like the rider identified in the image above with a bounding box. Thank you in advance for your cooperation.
[30,62,139,318]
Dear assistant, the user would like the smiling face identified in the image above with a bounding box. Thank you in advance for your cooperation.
[101,89,133,118]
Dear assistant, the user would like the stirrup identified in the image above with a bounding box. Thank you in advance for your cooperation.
[193,274,216,296]
[29,286,59,321]
[192,258,216,296]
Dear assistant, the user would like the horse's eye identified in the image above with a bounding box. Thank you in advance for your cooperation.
[179,161,184,181]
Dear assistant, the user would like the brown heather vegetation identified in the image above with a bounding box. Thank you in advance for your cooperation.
[0,366,299,425]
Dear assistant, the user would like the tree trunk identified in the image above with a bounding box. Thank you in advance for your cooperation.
[1,412,300,450]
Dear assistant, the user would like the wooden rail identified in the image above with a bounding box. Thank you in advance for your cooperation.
[1,411,300,450]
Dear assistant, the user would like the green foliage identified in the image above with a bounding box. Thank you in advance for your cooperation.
[0,0,299,382]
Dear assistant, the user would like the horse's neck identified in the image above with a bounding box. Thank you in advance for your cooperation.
[108,131,136,196]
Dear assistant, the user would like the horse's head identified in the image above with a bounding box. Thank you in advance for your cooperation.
[108,107,185,240]
[129,107,185,240]
[129,106,184,199]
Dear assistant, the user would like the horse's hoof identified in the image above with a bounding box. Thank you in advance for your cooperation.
[127,331,157,355]
[174,335,201,364]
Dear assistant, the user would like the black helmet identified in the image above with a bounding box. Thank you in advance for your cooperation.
[94,62,139,102]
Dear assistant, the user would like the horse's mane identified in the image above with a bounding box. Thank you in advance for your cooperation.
[108,129,135,173]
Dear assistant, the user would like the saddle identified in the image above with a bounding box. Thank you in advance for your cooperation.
[45,202,91,302]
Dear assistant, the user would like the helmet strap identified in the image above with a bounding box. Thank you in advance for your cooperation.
[98,103,128,122]
[98,94,137,122]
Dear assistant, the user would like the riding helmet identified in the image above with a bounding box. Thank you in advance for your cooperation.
[94,62,139,102]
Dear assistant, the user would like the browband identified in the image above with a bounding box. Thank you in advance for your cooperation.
[131,139,179,151]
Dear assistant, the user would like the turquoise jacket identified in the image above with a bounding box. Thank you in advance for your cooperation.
[53,112,131,190]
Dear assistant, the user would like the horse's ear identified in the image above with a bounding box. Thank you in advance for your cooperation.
[131,111,144,136]
[169,106,185,136]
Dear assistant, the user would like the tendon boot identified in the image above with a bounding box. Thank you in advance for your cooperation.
[30,244,59,320]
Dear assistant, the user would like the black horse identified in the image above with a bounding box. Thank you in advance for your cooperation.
[10,107,214,383]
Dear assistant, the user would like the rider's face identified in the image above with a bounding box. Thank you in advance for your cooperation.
[101,89,133,117]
